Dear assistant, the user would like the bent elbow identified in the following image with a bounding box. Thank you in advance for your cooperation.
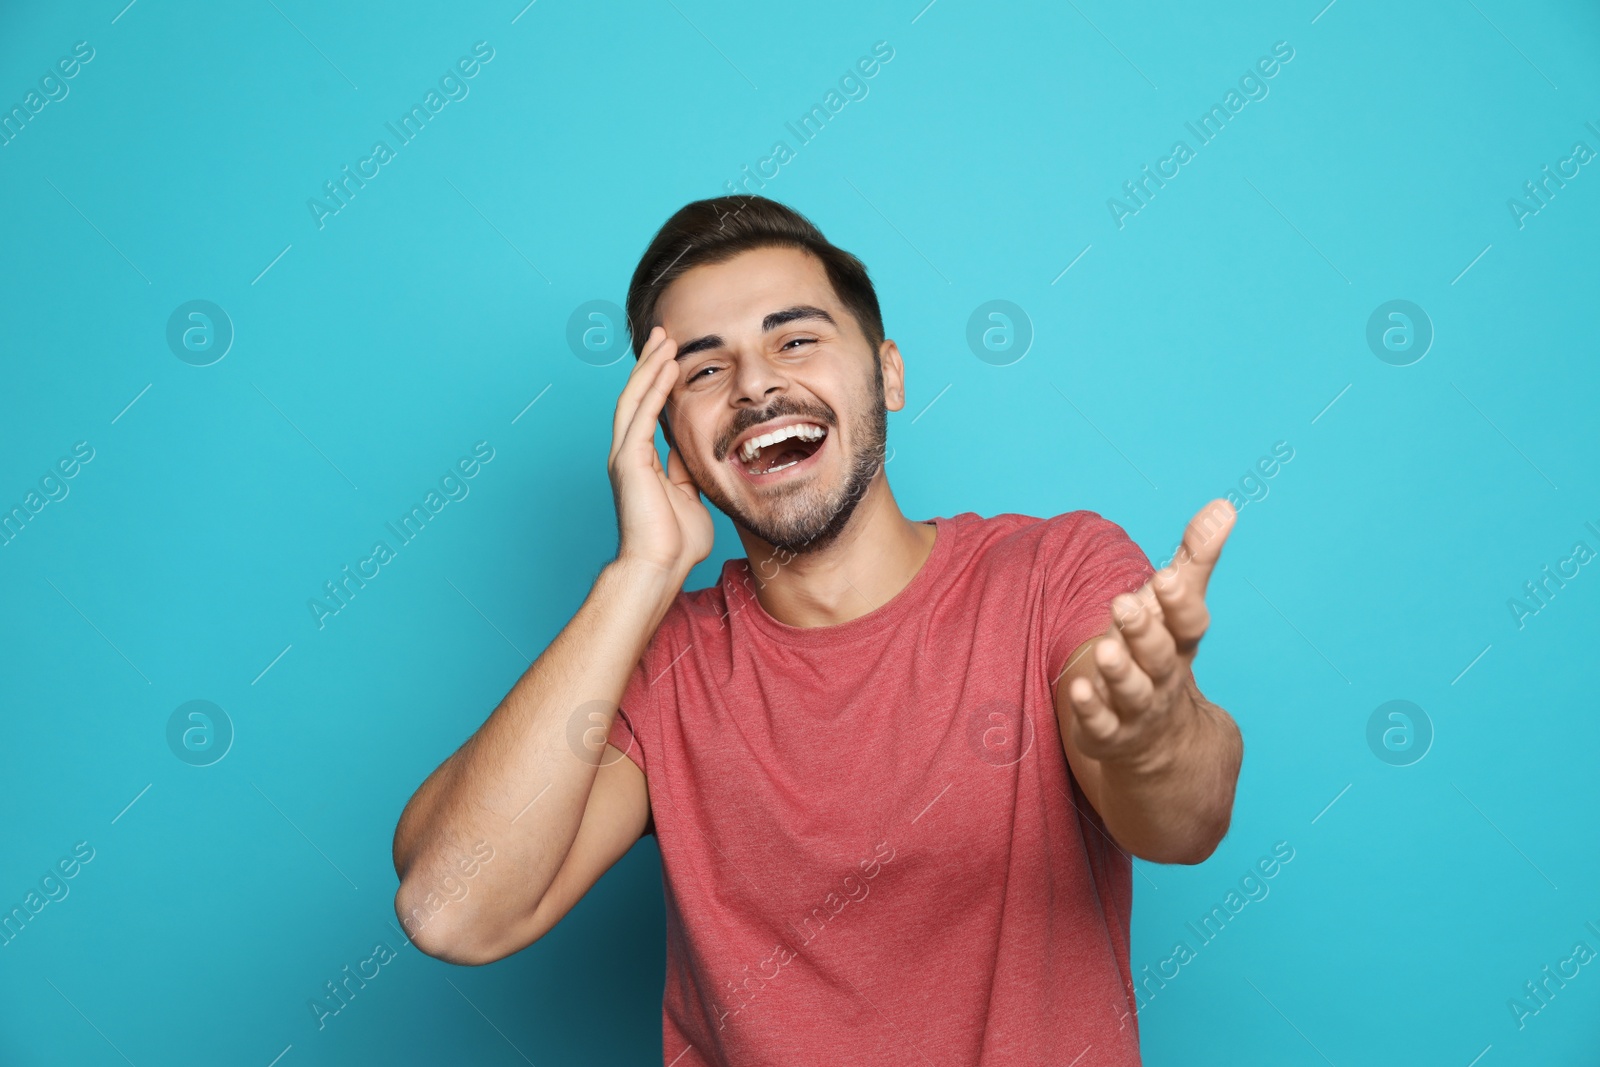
[417,937,506,968]
[1156,839,1221,866]
[1133,842,1210,866]
[393,885,522,967]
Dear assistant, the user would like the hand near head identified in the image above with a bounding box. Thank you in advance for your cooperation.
[608,326,715,578]
[1063,499,1236,767]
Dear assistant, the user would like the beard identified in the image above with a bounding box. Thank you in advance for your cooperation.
[685,357,888,557]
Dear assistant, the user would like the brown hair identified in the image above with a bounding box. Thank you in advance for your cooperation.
[625,195,885,361]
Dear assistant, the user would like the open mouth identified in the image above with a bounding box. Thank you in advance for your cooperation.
[731,422,828,481]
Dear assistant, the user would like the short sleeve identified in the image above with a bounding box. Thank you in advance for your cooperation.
[1042,511,1156,683]
[606,646,655,778]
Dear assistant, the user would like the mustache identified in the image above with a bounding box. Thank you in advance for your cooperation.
[718,398,835,460]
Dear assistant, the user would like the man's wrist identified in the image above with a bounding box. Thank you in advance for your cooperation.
[605,555,689,613]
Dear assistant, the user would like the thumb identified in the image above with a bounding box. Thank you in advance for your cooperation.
[665,444,697,495]
[1171,498,1236,595]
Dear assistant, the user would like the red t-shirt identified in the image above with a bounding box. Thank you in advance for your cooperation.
[607,510,1156,1066]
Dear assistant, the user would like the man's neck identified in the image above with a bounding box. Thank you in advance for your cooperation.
[737,475,938,629]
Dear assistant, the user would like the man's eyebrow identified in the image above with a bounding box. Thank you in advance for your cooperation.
[674,305,837,361]
[762,304,836,333]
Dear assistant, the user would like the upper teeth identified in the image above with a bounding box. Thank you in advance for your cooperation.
[738,423,826,462]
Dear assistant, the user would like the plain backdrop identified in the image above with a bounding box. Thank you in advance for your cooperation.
[1,1,1597,1064]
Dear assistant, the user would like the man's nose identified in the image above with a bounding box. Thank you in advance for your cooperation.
[731,351,790,406]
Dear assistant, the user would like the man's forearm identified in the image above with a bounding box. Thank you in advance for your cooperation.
[391,557,680,955]
[1093,688,1242,865]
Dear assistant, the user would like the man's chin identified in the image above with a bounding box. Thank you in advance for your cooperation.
[726,498,840,556]
[745,479,879,557]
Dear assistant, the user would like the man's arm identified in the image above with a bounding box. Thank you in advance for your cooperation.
[392,558,677,964]
[1052,500,1244,865]
[392,324,712,963]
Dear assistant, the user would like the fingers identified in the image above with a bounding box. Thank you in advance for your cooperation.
[1151,563,1210,655]
[1167,498,1236,598]
[1094,631,1155,717]
[664,443,697,495]
[1154,498,1233,655]
[614,342,678,466]
[611,327,677,458]
[613,328,666,439]
[627,325,674,388]
[1068,673,1121,743]
[617,326,674,426]
[1112,588,1179,684]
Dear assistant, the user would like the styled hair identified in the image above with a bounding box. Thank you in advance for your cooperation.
[625,195,885,360]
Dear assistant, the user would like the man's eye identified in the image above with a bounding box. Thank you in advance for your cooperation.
[782,337,816,351]
[689,365,720,382]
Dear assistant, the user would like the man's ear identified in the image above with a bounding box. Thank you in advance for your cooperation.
[879,338,906,412]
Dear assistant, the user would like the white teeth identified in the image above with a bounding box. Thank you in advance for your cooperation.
[737,422,826,463]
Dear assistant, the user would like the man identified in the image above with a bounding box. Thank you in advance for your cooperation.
[392,195,1243,1065]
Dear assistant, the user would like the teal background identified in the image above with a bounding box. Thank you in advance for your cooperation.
[2,0,1598,1063]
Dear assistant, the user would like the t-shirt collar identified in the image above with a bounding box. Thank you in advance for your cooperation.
[720,517,954,646]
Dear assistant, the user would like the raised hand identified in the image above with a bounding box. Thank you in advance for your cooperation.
[1063,499,1237,768]
[608,326,715,578]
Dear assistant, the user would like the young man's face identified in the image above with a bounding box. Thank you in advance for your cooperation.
[651,244,905,556]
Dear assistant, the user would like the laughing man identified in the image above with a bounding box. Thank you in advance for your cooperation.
[392,195,1244,1066]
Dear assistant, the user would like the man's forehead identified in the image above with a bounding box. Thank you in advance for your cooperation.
[658,247,836,329]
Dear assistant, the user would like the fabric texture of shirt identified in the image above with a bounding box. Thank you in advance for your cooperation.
[607,509,1156,1066]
